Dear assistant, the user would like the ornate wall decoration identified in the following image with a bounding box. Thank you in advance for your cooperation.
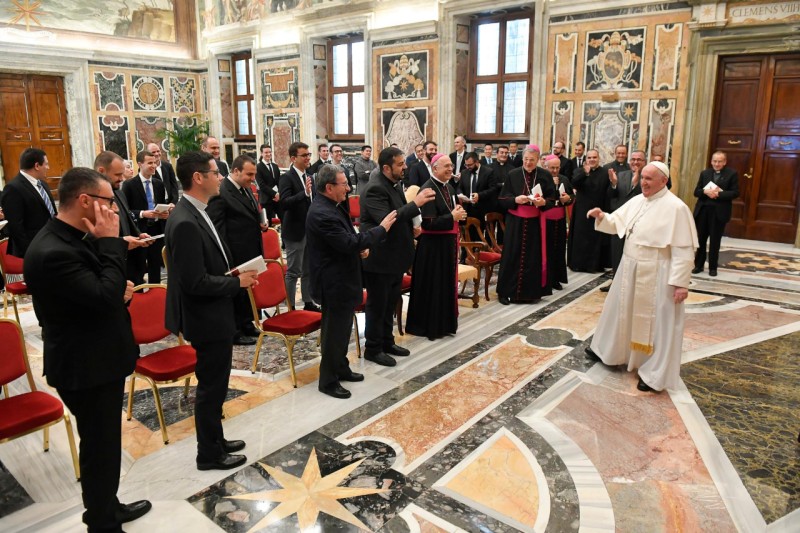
[550,101,574,151]
[454,49,469,137]
[553,33,578,93]
[584,28,646,91]
[263,113,300,168]
[652,23,682,91]
[200,75,209,113]
[314,65,328,139]
[219,76,234,138]
[132,75,166,111]
[93,72,126,111]
[261,66,299,111]
[647,98,676,164]
[98,115,130,158]
[170,77,196,113]
[135,116,167,152]
[580,101,640,163]
[382,109,427,156]
[380,51,428,102]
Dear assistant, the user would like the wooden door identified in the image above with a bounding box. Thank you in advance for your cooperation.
[709,54,800,243]
[0,74,72,197]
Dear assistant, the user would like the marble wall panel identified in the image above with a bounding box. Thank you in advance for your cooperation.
[132,75,167,112]
[454,49,469,138]
[646,98,676,164]
[380,51,429,102]
[93,71,126,112]
[263,113,300,168]
[98,115,130,158]
[553,33,578,93]
[652,23,683,91]
[382,109,427,157]
[219,76,234,138]
[200,75,209,114]
[581,101,640,163]
[170,76,196,113]
[550,101,574,149]
[314,65,328,139]
[135,116,167,153]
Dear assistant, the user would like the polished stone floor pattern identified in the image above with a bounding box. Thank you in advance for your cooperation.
[1,239,799,532]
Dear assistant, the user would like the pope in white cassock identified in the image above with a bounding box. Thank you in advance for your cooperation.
[585,161,698,392]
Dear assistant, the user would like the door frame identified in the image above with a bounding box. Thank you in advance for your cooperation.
[679,23,800,247]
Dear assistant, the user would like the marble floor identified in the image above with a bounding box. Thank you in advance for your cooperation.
[1,237,799,532]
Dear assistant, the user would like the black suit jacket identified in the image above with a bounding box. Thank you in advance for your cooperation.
[449,151,468,177]
[308,159,329,177]
[164,198,240,343]
[558,155,573,181]
[306,194,385,308]
[571,156,586,173]
[509,152,523,168]
[480,156,495,166]
[408,160,432,187]
[155,161,180,204]
[24,218,137,390]
[122,175,168,234]
[360,174,421,275]
[217,159,230,178]
[255,160,281,207]
[0,173,56,257]
[693,166,740,223]
[457,164,497,218]
[113,189,140,238]
[207,178,263,265]
[278,167,311,242]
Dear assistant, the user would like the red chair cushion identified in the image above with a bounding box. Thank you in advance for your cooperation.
[479,251,502,263]
[261,310,321,336]
[0,391,64,440]
[271,218,281,226]
[5,281,28,295]
[135,345,196,381]
[354,291,367,312]
[401,275,412,291]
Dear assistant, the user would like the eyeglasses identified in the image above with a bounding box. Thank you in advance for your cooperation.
[297,153,312,158]
[332,150,343,154]
[84,193,115,207]
[334,181,349,187]
[199,169,220,177]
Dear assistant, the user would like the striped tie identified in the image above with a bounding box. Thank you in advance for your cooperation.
[36,181,55,217]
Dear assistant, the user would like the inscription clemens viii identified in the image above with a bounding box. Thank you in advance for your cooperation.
[728,1,800,24]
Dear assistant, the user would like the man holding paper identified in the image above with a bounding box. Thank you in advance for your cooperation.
[207,154,266,345]
[543,154,574,290]
[306,164,396,399]
[457,152,496,228]
[692,151,740,276]
[495,145,556,305]
[165,151,258,471]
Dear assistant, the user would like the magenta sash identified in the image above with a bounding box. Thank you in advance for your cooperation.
[542,206,566,221]
[507,204,548,286]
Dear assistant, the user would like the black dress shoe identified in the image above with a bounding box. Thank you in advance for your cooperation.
[340,372,364,382]
[240,325,261,337]
[303,303,322,313]
[233,333,256,346]
[691,267,703,274]
[319,383,352,399]
[197,453,247,471]
[498,296,510,305]
[365,352,396,367]
[709,269,717,277]
[637,378,654,392]
[584,347,600,361]
[599,285,610,293]
[222,439,246,453]
[552,282,563,291]
[117,500,152,523]
[385,344,410,357]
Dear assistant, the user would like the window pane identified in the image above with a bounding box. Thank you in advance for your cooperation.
[332,44,349,87]
[235,60,248,96]
[237,101,250,136]
[352,92,365,134]
[333,93,349,134]
[505,18,530,74]
[502,81,527,134]
[351,41,364,86]
[475,83,497,134]
[476,23,500,76]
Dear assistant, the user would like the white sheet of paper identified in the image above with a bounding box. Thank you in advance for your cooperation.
[528,184,543,199]
[154,203,171,213]
[226,255,267,277]
[138,234,164,243]
[559,183,566,194]
[703,181,722,192]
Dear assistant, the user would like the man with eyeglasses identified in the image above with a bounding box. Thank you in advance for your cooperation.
[25,167,152,531]
[279,141,320,312]
[122,150,171,285]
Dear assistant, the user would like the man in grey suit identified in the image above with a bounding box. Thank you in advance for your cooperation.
[602,150,646,291]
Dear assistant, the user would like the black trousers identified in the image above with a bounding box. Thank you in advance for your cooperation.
[694,206,726,270]
[319,302,355,388]
[234,289,253,331]
[130,237,163,285]
[363,271,402,356]
[193,338,233,460]
[58,379,125,533]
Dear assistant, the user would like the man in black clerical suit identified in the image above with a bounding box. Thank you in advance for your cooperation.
[0,148,56,257]
[603,144,630,174]
[207,154,265,345]
[122,150,170,285]
[165,151,258,471]
[360,147,436,368]
[255,144,282,223]
[692,151,740,276]
[202,136,230,177]
[408,141,437,187]
[457,152,497,225]
[148,142,180,204]
[279,141,320,312]
[307,164,397,398]
[94,151,152,281]
[24,167,151,532]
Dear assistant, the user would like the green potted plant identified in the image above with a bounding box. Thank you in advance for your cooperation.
[156,116,210,158]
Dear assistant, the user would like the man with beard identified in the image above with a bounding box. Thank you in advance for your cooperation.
[408,141,437,187]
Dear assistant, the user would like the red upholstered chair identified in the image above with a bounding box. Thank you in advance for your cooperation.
[353,290,367,358]
[464,217,501,301]
[0,238,27,323]
[262,227,283,266]
[0,319,80,480]
[348,195,361,227]
[127,284,196,444]
[248,260,322,385]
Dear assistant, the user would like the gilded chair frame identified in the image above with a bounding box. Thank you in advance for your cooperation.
[485,212,505,253]
[126,283,194,445]
[0,238,23,323]
[0,318,80,480]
